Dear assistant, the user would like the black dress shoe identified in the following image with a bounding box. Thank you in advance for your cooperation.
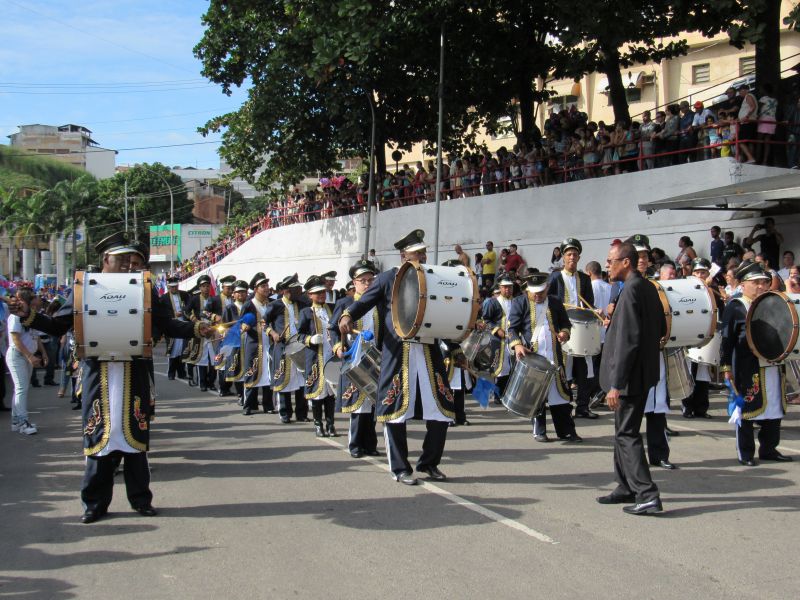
[326,426,339,437]
[207,384,217,392]
[44,380,58,386]
[365,449,380,457]
[134,505,158,517]
[199,386,208,392]
[393,471,418,485]
[738,458,757,467]
[561,433,583,443]
[350,449,364,458]
[696,413,712,419]
[596,492,636,505]
[417,465,447,481]
[315,425,327,437]
[281,417,291,424]
[81,509,102,524]
[72,403,82,410]
[682,411,695,419]
[665,426,680,437]
[651,460,677,470]
[168,376,175,381]
[297,417,311,423]
[243,407,253,416]
[31,381,41,388]
[623,498,663,515]
[759,452,793,462]
[534,433,550,443]
[188,380,197,387]
[574,410,599,420]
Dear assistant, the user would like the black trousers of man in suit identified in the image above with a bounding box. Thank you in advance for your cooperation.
[737,419,781,461]
[81,451,152,513]
[645,413,670,464]
[613,395,660,502]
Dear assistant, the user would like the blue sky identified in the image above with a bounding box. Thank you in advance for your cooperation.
[0,0,249,169]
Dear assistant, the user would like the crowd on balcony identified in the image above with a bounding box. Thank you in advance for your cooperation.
[175,83,800,280]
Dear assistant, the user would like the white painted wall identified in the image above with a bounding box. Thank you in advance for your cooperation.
[181,158,800,290]
[85,147,116,180]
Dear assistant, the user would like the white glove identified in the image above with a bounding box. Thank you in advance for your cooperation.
[310,334,324,345]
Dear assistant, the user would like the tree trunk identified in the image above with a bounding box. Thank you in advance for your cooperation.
[601,46,631,125]
[755,0,781,93]
[517,82,535,149]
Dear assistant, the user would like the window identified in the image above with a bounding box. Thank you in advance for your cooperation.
[606,88,642,106]
[739,56,755,76]
[692,63,710,84]
[548,94,578,112]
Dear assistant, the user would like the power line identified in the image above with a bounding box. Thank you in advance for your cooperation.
[0,86,213,96]
[0,79,207,87]
[0,107,234,128]
[0,140,223,158]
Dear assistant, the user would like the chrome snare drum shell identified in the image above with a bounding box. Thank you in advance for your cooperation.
[341,341,382,402]
[285,335,307,371]
[460,329,498,378]
[665,347,694,402]
[500,353,558,418]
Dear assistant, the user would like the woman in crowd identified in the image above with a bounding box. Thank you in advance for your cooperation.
[550,246,564,272]
[757,83,778,166]
[675,235,697,275]
[6,287,46,435]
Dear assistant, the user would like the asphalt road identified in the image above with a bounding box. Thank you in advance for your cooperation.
[1,362,798,599]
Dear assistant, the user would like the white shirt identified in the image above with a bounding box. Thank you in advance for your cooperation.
[778,267,792,282]
[591,278,612,343]
[7,314,37,353]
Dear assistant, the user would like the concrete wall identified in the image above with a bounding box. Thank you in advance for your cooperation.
[181,158,800,290]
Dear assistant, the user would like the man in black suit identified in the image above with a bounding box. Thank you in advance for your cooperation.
[598,242,666,515]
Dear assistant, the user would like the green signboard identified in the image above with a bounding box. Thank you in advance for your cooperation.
[149,224,182,262]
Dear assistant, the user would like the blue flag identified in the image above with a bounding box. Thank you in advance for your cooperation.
[472,377,500,408]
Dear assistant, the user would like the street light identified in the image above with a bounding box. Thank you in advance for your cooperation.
[136,166,175,273]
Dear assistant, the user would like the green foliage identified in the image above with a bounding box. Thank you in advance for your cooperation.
[0,145,86,187]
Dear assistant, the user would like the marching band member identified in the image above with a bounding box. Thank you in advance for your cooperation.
[338,229,456,485]
[9,231,212,524]
[321,271,341,306]
[721,260,792,466]
[682,258,722,419]
[187,274,222,392]
[239,273,275,416]
[547,238,598,419]
[330,260,382,458]
[161,277,188,381]
[222,279,250,407]
[216,275,237,397]
[441,260,473,426]
[480,273,515,399]
[585,261,611,407]
[298,275,338,437]
[508,269,581,443]
[264,275,310,424]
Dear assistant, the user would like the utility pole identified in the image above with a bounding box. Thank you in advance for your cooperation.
[124,178,129,232]
[433,21,445,264]
[133,196,138,241]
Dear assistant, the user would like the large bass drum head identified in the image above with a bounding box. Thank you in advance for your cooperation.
[392,262,424,338]
[747,292,798,362]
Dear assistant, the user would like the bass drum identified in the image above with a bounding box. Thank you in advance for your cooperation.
[561,308,602,357]
[686,328,722,366]
[73,270,152,361]
[501,353,557,418]
[652,277,717,349]
[665,347,694,402]
[391,262,480,344]
[746,291,800,363]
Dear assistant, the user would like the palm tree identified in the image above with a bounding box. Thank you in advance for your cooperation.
[0,188,50,279]
[47,175,98,277]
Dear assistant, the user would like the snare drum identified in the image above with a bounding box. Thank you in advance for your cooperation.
[341,341,382,402]
[73,270,152,361]
[785,360,800,398]
[665,347,694,401]
[501,353,557,418]
[652,277,717,349]
[285,335,306,370]
[686,329,722,366]
[562,308,602,357]
[746,291,800,363]
[391,262,480,343]
[460,329,497,378]
[323,357,342,395]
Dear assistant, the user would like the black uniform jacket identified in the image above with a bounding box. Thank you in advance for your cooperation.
[599,271,666,397]
[342,266,456,422]
[28,287,198,455]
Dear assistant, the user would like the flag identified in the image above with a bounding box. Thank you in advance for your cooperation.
[155,274,167,297]
[218,312,256,359]
[725,379,744,428]
[472,377,500,408]
[207,269,217,297]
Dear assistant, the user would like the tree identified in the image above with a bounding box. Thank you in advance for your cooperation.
[95,163,192,242]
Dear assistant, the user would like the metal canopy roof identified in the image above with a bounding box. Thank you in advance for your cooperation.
[638,172,800,213]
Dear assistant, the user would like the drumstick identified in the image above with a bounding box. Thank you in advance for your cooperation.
[577,293,605,322]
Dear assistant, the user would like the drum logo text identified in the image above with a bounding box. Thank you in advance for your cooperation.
[437,280,458,288]
[99,293,126,302]
[678,297,696,304]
